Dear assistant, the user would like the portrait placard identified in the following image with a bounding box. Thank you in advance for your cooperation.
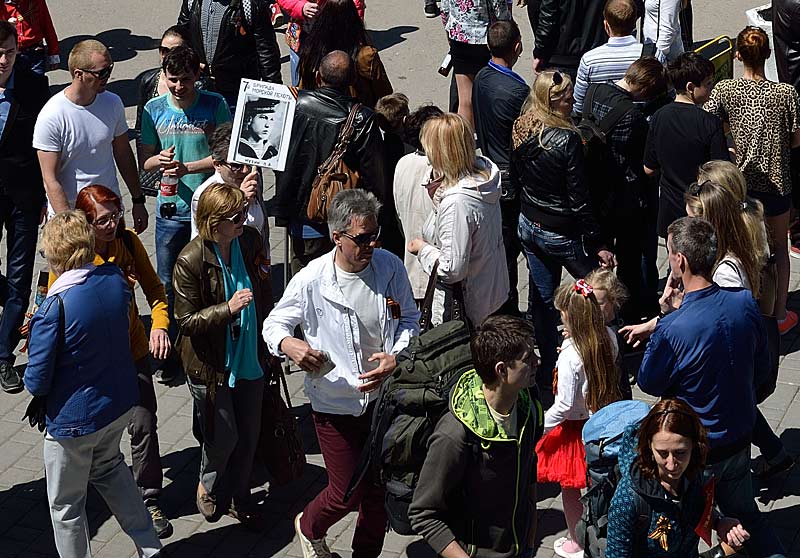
[229,79,296,171]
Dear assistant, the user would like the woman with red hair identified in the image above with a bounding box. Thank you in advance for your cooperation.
[51,184,173,539]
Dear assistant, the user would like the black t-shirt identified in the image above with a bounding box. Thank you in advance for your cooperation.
[644,102,728,237]
[473,65,530,172]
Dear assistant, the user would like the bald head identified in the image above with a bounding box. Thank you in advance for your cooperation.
[318,50,353,90]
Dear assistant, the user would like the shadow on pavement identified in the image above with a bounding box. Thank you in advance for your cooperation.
[370,26,420,51]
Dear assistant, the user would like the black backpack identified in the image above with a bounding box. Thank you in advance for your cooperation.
[577,84,637,223]
[346,264,474,534]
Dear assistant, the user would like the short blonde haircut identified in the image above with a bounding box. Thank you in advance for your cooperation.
[41,210,96,276]
[420,113,485,188]
[196,183,246,241]
[68,39,109,75]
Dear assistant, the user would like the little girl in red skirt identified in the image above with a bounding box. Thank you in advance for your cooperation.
[537,279,623,558]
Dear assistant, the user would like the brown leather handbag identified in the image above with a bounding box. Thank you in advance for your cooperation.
[257,361,306,486]
[306,103,363,223]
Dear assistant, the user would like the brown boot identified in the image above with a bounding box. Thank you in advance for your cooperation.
[196,482,219,522]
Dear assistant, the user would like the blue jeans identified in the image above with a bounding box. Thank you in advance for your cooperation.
[289,48,300,86]
[703,447,786,558]
[155,216,191,341]
[0,196,40,362]
[517,214,596,380]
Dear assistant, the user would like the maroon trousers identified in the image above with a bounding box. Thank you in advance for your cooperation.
[300,408,386,558]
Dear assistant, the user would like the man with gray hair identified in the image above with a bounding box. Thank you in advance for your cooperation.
[271,50,393,273]
[637,217,785,558]
[263,189,419,558]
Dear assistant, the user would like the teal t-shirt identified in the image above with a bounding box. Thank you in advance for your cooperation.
[141,90,231,221]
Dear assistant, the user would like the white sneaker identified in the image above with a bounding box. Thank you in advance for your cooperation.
[554,536,584,558]
[294,512,334,558]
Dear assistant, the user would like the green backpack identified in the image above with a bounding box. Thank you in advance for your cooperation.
[347,319,474,534]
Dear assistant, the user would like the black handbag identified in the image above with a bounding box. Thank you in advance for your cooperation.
[257,362,306,486]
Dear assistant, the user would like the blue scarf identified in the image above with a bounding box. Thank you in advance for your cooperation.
[213,238,263,387]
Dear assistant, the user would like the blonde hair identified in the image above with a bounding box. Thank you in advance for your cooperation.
[554,283,622,413]
[41,210,96,276]
[196,183,246,241]
[519,71,577,148]
[68,39,109,75]
[585,268,629,314]
[420,113,486,188]
[686,161,768,297]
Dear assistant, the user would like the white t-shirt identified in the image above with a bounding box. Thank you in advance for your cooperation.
[33,90,128,211]
[334,262,384,375]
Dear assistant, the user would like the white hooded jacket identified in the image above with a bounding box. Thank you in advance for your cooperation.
[417,157,510,326]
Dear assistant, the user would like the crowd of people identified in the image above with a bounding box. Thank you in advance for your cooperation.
[0,0,799,557]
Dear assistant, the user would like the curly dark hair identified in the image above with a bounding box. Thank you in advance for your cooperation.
[297,0,370,89]
[637,398,708,482]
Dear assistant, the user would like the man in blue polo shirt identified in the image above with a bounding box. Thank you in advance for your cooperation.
[638,217,785,558]
[472,20,529,318]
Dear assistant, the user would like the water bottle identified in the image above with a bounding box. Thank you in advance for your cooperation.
[159,174,178,218]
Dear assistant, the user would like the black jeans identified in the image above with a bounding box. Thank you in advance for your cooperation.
[0,195,40,363]
[128,357,163,501]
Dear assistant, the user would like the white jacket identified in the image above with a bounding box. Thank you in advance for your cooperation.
[417,157,509,327]
[544,327,619,432]
[263,248,420,416]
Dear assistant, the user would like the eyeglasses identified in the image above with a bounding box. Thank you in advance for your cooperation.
[158,46,175,56]
[224,208,247,225]
[221,161,249,173]
[93,211,123,228]
[341,226,381,248]
[80,63,114,80]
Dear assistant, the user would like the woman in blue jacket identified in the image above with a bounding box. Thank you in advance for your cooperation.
[606,398,749,557]
[24,211,162,558]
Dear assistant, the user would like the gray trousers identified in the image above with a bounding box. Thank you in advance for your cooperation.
[43,410,162,558]
[128,357,162,501]
[187,375,264,509]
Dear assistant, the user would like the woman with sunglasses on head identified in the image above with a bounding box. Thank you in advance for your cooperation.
[47,185,174,538]
[704,25,800,335]
[407,112,509,328]
[511,70,614,386]
[607,398,749,558]
[173,183,273,529]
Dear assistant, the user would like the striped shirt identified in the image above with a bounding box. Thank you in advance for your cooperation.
[573,36,643,115]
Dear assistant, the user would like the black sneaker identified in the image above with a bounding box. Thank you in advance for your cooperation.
[424,0,440,17]
[0,360,22,394]
[753,454,796,479]
[146,501,174,539]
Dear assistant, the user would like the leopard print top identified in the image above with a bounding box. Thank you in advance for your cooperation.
[704,78,800,196]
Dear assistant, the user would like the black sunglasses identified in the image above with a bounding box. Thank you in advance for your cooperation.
[158,46,174,56]
[548,71,564,100]
[221,161,249,173]
[81,63,114,80]
[224,208,247,225]
[341,226,381,248]
[687,180,713,196]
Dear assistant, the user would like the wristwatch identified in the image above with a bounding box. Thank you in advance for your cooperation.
[131,195,146,205]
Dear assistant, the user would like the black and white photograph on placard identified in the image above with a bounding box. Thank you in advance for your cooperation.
[229,79,296,171]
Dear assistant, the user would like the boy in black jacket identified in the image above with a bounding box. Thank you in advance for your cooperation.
[409,316,544,558]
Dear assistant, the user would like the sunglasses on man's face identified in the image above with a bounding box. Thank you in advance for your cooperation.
[158,46,174,56]
[341,227,381,248]
[81,63,114,81]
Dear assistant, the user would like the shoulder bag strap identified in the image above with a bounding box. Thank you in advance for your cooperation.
[55,295,65,353]
[596,91,637,136]
[419,260,440,333]
[583,83,600,120]
[318,103,363,173]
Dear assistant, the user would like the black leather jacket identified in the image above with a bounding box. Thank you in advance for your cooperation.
[178,0,281,99]
[270,87,390,227]
[510,126,602,249]
[530,0,608,69]
[774,0,800,93]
